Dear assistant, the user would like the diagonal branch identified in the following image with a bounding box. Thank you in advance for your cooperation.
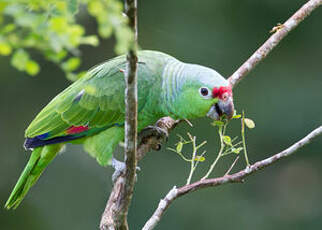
[143,126,322,230]
[228,0,322,88]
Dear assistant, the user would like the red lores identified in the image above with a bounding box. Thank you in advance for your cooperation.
[212,86,232,100]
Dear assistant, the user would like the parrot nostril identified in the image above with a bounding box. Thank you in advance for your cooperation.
[221,92,229,101]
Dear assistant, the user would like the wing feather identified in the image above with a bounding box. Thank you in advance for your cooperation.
[25,56,154,140]
[25,58,127,138]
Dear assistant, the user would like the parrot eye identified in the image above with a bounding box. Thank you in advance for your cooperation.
[199,87,211,98]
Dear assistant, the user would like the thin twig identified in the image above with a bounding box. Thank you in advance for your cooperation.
[224,156,240,176]
[201,124,225,180]
[184,119,193,127]
[228,0,322,88]
[241,111,250,166]
[186,136,197,185]
[142,126,322,230]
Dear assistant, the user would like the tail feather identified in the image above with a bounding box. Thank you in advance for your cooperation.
[5,144,63,209]
[24,134,82,149]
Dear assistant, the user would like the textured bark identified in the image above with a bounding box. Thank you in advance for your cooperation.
[100,0,138,229]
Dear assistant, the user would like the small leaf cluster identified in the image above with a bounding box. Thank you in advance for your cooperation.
[210,114,244,157]
[169,110,256,183]
[168,133,207,184]
[211,112,255,156]
[203,111,255,178]
[0,0,132,79]
[168,133,206,163]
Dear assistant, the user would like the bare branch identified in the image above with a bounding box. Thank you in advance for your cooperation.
[100,0,138,229]
[224,156,240,176]
[228,0,322,88]
[143,126,322,230]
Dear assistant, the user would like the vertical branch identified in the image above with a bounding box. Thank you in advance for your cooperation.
[121,0,138,227]
[123,0,138,226]
[100,0,138,229]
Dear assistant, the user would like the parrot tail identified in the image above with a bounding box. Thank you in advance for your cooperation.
[5,143,64,209]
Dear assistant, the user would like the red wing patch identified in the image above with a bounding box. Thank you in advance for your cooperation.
[66,125,89,134]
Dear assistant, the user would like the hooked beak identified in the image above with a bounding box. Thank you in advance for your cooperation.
[207,97,234,120]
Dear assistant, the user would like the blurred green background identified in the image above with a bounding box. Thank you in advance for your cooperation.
[1,0,322,229]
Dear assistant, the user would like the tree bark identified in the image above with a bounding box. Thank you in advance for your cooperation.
[100,0,138,229]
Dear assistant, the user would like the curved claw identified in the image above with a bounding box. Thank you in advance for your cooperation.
[140,125,169,145]
[111,157,140,183]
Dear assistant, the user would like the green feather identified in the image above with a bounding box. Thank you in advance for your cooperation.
[84,126,124,166]
[5,144,64,209]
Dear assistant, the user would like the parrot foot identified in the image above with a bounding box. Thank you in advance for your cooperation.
[139,125,169,150]
[111,157,140,183]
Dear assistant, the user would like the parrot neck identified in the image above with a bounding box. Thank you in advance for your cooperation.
[159,59,187,118]
[159,60,204,119]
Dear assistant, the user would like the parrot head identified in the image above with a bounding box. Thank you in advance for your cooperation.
[168,63,234,120]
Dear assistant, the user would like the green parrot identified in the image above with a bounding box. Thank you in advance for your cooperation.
[5,50,234,209]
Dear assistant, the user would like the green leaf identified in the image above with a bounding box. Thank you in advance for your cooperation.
[212,120,224,127]
[244,118,255,129]
[81,35,99,46]
[50,17,68,34]
[115,27,133,54]
[176,142,183,153]
[66,71,86,82]
[232,114,241,119]
[45,50,67,62]
[69,25,85,45]
[25,60,40,76]
[0,42,12,55]
[222,135,232,146]
[2,23,16,34]
[1,0,130,81]
[232,147,243,154]
[88,0,104,15]
[62,57,80,72]
[98,24,113,38]
[67,0,78,14]
[194,156,205,162]
[56,2,67,12]
[11,49,29,71]
[76,71,87,79]
[66,72,77,81]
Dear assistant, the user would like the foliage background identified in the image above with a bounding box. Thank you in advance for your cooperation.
[1,0,322,229]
